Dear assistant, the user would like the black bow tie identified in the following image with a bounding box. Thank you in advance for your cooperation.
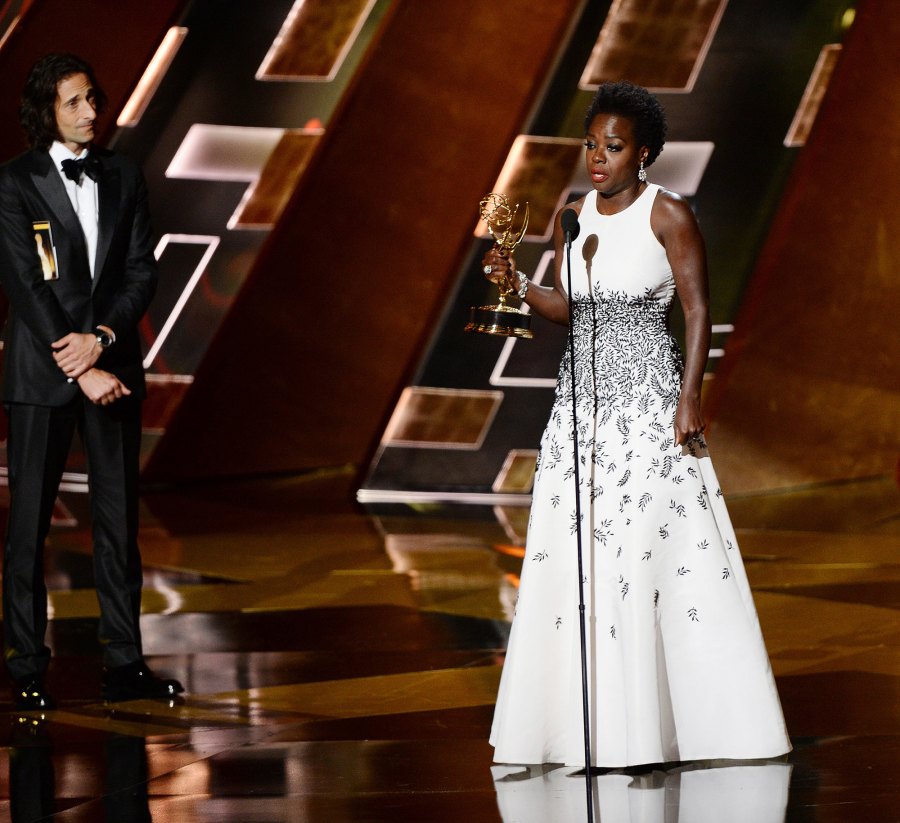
[61,155,102,184]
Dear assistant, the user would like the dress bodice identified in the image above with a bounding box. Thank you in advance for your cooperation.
[567,184,674,306]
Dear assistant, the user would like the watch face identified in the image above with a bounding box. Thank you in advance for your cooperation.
[97,332,112,348]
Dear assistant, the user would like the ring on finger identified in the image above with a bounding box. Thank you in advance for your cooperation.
[483,264,493,275]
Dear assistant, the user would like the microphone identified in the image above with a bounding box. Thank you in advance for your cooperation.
[561,208,580,242]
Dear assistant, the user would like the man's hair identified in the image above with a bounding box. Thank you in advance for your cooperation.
[20,53,107,151]
[584,81,667,166]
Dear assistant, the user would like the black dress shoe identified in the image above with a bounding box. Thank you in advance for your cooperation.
[13,678,56,711]
[102,661,184,702]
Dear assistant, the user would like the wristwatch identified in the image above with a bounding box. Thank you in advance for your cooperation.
[95,329,113,349]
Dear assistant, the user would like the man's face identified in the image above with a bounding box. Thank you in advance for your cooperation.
[54,72,96,153]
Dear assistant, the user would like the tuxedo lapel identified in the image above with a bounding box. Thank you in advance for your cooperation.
[93,159,120,292]
[29,152,84,249]
[31,151,90,284]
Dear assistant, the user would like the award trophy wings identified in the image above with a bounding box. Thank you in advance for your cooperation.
[465,192,533,339]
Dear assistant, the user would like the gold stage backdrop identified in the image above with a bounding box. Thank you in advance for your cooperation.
[706,0,900,494]
[144,0,584,483]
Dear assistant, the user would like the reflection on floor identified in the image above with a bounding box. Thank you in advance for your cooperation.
[0,469,897,821]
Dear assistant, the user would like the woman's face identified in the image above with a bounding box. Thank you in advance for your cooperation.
[584,113,648,196]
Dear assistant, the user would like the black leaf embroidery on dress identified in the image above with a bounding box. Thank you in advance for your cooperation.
[671,474,684,485]
[722,568,731,580]
[569,510,583,534]
[697,539,709,550]
[653,589,660,606]
[726,539,734,551]
[617,414,632,441]
[534,549,548,562]
[551,494,560,508]
[687,466,698,478]
[688,607,699,622]
[676,566,690,575]
[639,492,652,511]
[547,440,562,470]
[642,550,652,561]
[621,581,629,599]
[697,493,708,510]
[625,450,634,462]
[610,625,616,639]
[619,494,631,513]
[660,455,674,479]
[617,546,623,558]
[617,469,631,487]
[607,461,617,475]
[659,524,669,539]
[670,500,686,518]
[555,616,562,629]
[716,487,724,498]
[594,519,613,545]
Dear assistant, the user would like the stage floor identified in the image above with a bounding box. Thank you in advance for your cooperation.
[0,469,897,821]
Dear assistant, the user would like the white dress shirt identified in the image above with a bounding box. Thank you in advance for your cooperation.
[48,140,99,278]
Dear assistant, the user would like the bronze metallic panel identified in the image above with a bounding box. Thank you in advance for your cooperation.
[784,45,842,148]
[492,449,538,494]
[145,0,584,482]
[257,0,377,81]
[476,137,583,242]
[382,388,503,450]
[230,130,323,229]
[580,0,728,92]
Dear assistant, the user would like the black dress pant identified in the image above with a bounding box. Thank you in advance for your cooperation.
[3,396,144,681]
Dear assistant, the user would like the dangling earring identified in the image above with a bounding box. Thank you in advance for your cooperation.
[638,160,647,183]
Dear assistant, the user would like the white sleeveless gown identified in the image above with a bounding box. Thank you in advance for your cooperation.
[490,185,790,767]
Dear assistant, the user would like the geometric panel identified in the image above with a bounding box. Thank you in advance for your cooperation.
[228,129,324,229]
[579,0,729,93]
[492,449,539,494]
[117,26,189,127]
[489,250,558,389]
[784,44,842,148]
[475,136,582,243]
[256,0,378,82]
[165,125,285,182]
[143,374,194,435]
[143,235,220,370]
[381,387,503,450]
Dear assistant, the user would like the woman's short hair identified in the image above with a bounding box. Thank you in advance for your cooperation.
[20,53,107,151]
[584,81,667,166]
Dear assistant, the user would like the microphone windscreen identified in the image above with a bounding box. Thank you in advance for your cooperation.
[561,208,580,241]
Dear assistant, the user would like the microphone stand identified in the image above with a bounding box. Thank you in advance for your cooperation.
[562,209,594,822]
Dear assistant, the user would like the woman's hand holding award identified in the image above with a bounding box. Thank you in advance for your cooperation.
[465,193,533,340]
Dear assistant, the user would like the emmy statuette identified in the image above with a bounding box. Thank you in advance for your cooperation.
[465,193,533,339]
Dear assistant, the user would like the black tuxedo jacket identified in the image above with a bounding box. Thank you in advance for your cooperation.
[0,147,158,406]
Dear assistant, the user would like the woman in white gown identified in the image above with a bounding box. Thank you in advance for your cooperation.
[485,82,790,768]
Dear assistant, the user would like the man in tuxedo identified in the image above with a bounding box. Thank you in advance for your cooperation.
[0,53,183,708]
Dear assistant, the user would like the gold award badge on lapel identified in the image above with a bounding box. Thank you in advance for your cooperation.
[32,221,59,281]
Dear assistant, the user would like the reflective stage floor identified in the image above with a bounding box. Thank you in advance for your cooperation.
[0,469,897,821]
